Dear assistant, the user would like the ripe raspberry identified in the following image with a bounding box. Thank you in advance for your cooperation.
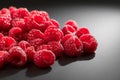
[27,29,44,41]
[62,35,83,57]
[80,34,98,53]
[75,27,90,37]
[34,49,55,68]
[8,46,27,67]
[30,38,44,49]
[44,27,63,42]
[9,27,23,42]
[26,46,36,62]
[37,44,51,51]
[48,41,63,58]
[12,18,26,30]
[24,14,46,32]
[62,24,76,35]
[65,20,78,30]
[61,34,74,45]
[2,36,17,50]
[0,51,9,68]
[0,14,12,31]
[1,8,10,15]
[18,40,31,51]
[51,19,59,28]
[9,6,17,17]
[12,8,30,18]
[0,38,5,50]
[31,10,50,21]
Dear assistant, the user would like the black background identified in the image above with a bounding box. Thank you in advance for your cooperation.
[0,0,120,80]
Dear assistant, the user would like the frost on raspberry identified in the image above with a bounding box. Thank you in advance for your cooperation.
[48,41,63,58]
[34,49,55,68]
[65,20,78,30]
[9,27,23,42]
[75,27,90,37]
[44,27,63,42]
[0,51,9,69]
[62,35,83,57]
[8,46,27,67]
[80,34,98,53]
[62,24,76,35]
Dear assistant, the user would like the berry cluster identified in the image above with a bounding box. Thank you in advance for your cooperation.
[0,6,98,69]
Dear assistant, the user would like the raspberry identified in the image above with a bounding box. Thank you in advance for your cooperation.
[65,20,78,30]
[34,49,55,68]
[61,34,74,45]
[2,36,17,50]
[0,51,9,68]
[8,46,27,67]
[0,14,12,31]
[80,34,98,53]
[1,8,10,15]
[9,6,17,17]
[44,27,63,42]
[18,40,31,51]
[31,10,50,21]
[0,38,5,50]
[12,18,26,30]
[62,35,83,57]
[9,27,23,42]
[51,19,59,28]
[62,24,76,35]
[27,29,44,41]
[48,41,63,58]
[26,46,36,62]
[12,8,30,19]
[24,14,46,32]
[75,27,90,37]
[30,38,44,49]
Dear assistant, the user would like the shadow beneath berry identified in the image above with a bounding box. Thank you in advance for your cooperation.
[0,65,22,79]
[26,63,52,77]
[58,52,95,66]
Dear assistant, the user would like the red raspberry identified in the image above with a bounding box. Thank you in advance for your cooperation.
[8,46,27,67]
[24,14,46,32]
[37,44,51,51]
[31,10,50,21]
[27,29,44,41]
[62,24,76,35]
[9,6,17,17]
[12,18,26,30]
[0,51,9,68]
[0,38,5,50]
[30,38,44,49]
[80,34,98,53]
[44,27,63,42]
[51,19,59,28]
[26,46,36,62]
[34,49,55,68]
[9,27,23,42]
[61,34,74,45]
[2,36,17,50]
[18,40,31,51]
[0,14,12,31]
[12,8,30,19]
[48,41,63,58]
[75,27,90,37]
[62,35,83,57]
[65,20,78,30]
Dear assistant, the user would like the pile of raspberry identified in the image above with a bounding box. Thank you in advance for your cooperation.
[0,6,98,69]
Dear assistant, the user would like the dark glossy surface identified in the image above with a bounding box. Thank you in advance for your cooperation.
[0,1,120,80]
